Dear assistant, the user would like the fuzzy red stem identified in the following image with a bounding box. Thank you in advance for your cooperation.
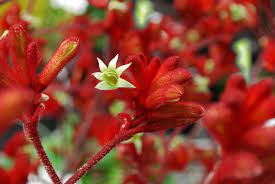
[65,127,143,184]
[24,108,62,184]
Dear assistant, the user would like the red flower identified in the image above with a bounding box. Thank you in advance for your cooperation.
[0,24,79,131]
[120,54,204,132]
[0,24,79,90]
[0,88,33,135]
[204,75,275,183]
[262,39,275,72]
[164,144,189,171]
[3,132,27,157]
[88,114,122,145]
[118,134,159,182]
[8,153,37,184]
[0,3,28,33]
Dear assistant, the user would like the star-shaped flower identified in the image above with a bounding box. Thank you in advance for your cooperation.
[92,54,136,90]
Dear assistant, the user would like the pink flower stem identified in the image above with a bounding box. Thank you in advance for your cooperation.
[65,126,144,184]
[24,106,62,184]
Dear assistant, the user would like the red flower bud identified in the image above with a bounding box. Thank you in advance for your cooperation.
[26,42,39,86]
[142,101,204,131]
[0,88,34,135]
[243,125,275,151]
[148,101,204,121]
[145,84,184,109]
[37,37,79,91]
[165,144,189,171]
[151,68,192,90]
[154,56,180,79]
[244,78,273,112]
[9,24,30,85]
[216,152,263,181]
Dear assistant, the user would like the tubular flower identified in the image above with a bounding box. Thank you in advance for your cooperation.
[92,54,135,90]
[0,24,79,130]
[204,75,275,184]
[262,39,275,72]
[0,88,33,135]
[0,24,79,91]
[118,53,204,132]
[37,37,79,91]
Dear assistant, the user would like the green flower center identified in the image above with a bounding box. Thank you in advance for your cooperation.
[102,69,119,86]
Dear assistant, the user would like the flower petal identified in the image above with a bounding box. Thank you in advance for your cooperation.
[117,78,136,88]
[148,101,204,121]
[108,54,118,69]
[92,72,103,80]
[95,81,116,90]
[243,125,275,151]
[151,68,192,90]
[97,57,107,72]
[145,84,184,109]
[117,62,132,77]
[217,152,263,180]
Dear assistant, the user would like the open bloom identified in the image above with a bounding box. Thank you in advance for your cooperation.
[118,53,204,132]
[92,54,135,90]
[204,75,275,184]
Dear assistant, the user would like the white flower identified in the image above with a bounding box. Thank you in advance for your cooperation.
[92,54,136,90]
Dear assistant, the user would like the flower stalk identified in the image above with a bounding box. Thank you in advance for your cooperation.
[23,105,62,184]
[65,125,144,184]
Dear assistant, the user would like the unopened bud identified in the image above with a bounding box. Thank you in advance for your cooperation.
[37,37,79,91]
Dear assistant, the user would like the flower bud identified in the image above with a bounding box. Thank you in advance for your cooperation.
[151,68,192,90]
[148,101,204,121]
[145,84,184,109]
[9,24,30,85]
[37,37,79,91]
[0,88,34,135]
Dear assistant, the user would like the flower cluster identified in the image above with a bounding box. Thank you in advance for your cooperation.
[204,75,275,183]
[0,1,274,184]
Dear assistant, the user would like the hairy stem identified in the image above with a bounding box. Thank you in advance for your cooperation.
[24,107,62,184]
[65,127,143,184]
